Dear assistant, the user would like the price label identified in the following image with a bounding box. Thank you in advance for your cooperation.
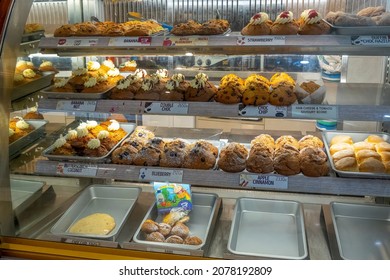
[108,37,152,47]
[238,104,287,118]
[292,105,337,119]
[239,174,288,189]
[56,100,97,111]
[162,37,209,46]
[236,36,286,46]
[65,239,101,246]
[56,163,98,177]
[139,168,183,182]
[144,102,189,114]
[57,38,99,47]
[351,35,390,46]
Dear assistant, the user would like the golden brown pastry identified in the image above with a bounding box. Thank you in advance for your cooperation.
[109,78,135,100]
[217,142,248,173]
[184,236,203,245]
[273,145,300,176]
[157,223,172,237]
[330,135,353,146]
[275,135,299,150]
[183,140,218,170]
[162,211,189,227]
[298,9,330,35]
[334,157,358,172]
[241,12,272,35]
[299,147,329,177]
[353,141,376,152]
[221,74,245,86]
[329,143,353,155]
[246,144,274,174]
[83,139,109,157]
[271,11,299,35]
[160,139,188,168]
[146,231,165,242]
[23,106,44,120]
[250,134,275,149]
[298,135,324,150]
[185,73,217,102]
[141,219,159,234]
[355,149,382,164]
[74,22,99,36]
[170,222,190,239]
[171,20,202,35]
[375,141,390,153]
[299,81,321,93]
[134,74,163,101]
[54,24,77,37]
[379,152,390,163]
[365,135,385,144]
[199,19,230,35]
[38,61,58,73]
[332,149,356,163]
[358,157,386,173]
[357,6,386,17]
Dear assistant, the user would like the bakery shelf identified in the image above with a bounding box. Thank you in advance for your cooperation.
[38,35,390,56]
[34,160,390,198]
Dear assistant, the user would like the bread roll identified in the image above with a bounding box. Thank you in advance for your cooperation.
[146,231,165,242]
[355,149,381,164]
[334,157,358,172]
[384,161,390,173]
[365,134,385,144]
[358,158,385,173]
[141,219,159,234]
[376,141,390,153]
[165,235,184,244]
[275,135,299,150]
[330,135,353,146]
[379,151,390,163]
[353,141,375,152]
[329,143,353,155]
[170,222,189,239]
[332,149,355,162]
[184,236,203,245]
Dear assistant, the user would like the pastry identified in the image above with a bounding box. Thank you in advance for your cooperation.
[183,140,218,170]
[38,61,58,73]
[119,60,137,72]
[162,73,188,101]
[133,146,161,166]
[141,219,159,234]
[325,11,376,26]
[23,106,44,119]
[106,68,124,85]
[376,141,390,153]
[334,157,358,172]
[298,9,330,35]
[359,158,386,173]
[246,144,274,174]
[245,74,270,87]
[357,6,385,17]
[97,130,117,150]
[83,139,109,157]
[242,82,270,106]
[22,69,40,82]
[185,73,217,102]
[353,141,376,152]
[99,59,116,73]
[241,12,272,35]
[355,149,382,164]
[51,136,76,156]
[275,135,299,150]
[160,139,188,168]
[52,78,74,92]
[24,23,44,33]
[13,73,25,86]
[54,24,78,37]
[217,142,248,173]
[273,145,300,176]
[221,74,244,87]
[299,81,321,93]
[365,135,385,144]
[332,149,356,162]
[329,143,353,155]
[81,77,107,93]
[170,222,190,239]
[68,213,115,235]
[271,11,299,35]
[299,147,329,177]
[109,78,135,100]
[105,120,127,143]
[134,74,162,101]
[215,84,243,104]
[146,231,165,242]
[165,235,183,244]
[330,135,353,146]
[298,135,324,150]
[162,211,189,227]
[15,60,35,73]
[74,22,99,36]
[157,223,172,237]
[184,236,203,245]
[68,68,89,91]
[199,19,230,35]
[250,134,275,149]
[171,20,202,35]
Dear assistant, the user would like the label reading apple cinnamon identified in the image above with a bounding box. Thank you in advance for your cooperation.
[239,174,288,189]
[238,104,287,117]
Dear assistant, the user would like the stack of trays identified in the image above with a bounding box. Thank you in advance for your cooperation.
[227,197,308,259]
[51,184,141,241]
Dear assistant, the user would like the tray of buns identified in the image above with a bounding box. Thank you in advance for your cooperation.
[41,84,114,99]
[12,71,55,101]
[51,184,141,241]
[9,119,48,159]
[330,202,390,260]
[11,179,45,216]
[132,192,220,252]
[41,121,135,163]
[322,131,390,179]
[227,197,308,259]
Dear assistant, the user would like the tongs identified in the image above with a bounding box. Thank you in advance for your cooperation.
[128,12,173,31]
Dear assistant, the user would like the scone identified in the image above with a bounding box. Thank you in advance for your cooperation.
[298,135,324,150]
[271,11,299,35]
[299,147,329,177]
[275,135,299,150]
[246,144,274,174]
[183,140,218,170]
[273,144,300,176]
[241,12,272,35]
[185,73,217,102]
[250,134,275,149]
[298,9,330,35]
[217,142,248,173]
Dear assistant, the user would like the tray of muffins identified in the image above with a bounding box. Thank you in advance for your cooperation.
[41,120,135,163]
[9,117,48,159]
[217,131,329,177]
[111,126,222,170]
[322,131,390,179]
[170,19,231,36]
[131,192,220,253]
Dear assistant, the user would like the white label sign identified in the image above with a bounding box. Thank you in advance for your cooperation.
[144,102,189,114]
[351,35,390,46]
[292,105,337,119]
[56,163,98,177]
[56,100,97,111]
[108,37,152,47]
[237,36,286,46]
[239,174,288,189]
[163,37,209,46]
[139,168,183,182]
[57,38,98,47]
[238,104,287,118]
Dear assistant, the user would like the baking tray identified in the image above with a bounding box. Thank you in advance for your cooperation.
[11,179,45,216]
[330,202,390,260]
[132,192,220,251]
[12,71,55,101]
[41,122,135,162]
[322,131,390,179]
[41,84,114,99]
[9,119,48,159]
[227,197,308,259]
[324,20,390,35]
[51,184,141,241]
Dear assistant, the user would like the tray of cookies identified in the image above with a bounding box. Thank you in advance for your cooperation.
[227,197,308,259]
[322,131,390,179]
[9,118,48,159]
[51,184,141,241]
[41,120,135,163]
[132,192,220,252]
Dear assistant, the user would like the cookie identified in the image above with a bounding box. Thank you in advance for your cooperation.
[269,84,297,106]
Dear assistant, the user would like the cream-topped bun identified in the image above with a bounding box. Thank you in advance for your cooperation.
[87,61,101,71]
[300,9,322,24]
[54,78,69,88]
[108,120,120,131]
[97,130,110,140]
[72,67,88,76]
[16,119,29,129]
[22,69,36,78]
[156,69,168,79]
[330,135,353,146]
[365,134,385,144]
[84,77,97,88]
[76,127,89,137]
[87,138,101,149]
[134,69,148,78]
[9,128,15,137]
[190,73,208,88]
[40,61,53,68]
[116,79,131,90]
[86,120,98,130]
[107,68,120,77]
[249,12,269,25]
[16,60,27,69]
[102,60,115,69]
[53,136,67,149]
[124,60,137,68]
[77,122,87,130]
[275,11,294,24]
[65,129,78,140]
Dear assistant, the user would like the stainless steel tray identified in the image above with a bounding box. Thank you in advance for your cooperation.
[51,184,141,241]
[330,202,390,260]
[41,122,135,162]
[322,131,390,179]
[325,20,390,35]
[227,197,308,259]
[12,71,55,101]
[132,192,220,251]
[11,179,45,216]
[9,119,48,159]
[21,30,45,42]
[41,85,114,99]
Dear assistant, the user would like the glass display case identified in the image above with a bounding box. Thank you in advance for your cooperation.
[1,0,389,260]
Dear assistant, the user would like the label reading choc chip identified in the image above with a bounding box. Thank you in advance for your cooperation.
[238,104,287,117]
[240,174,288,189]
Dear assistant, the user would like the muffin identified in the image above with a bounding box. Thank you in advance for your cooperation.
[298,135,324,150]
[23,106,44,120]
[52,78,74,92]
[119,60,137,72]
[271,11,299,35]
[111,144,139,164]
[97,130,117,150]
[162,73,188,101]
[183,140,218,170]
[185,73,217,102]
[160,139,189,168]
[275,135,299,150]
[83,138,109,157]
[38,61,58,73]
[109,78,135,100]
[51,136,76,156]
[68,68,89,91]
[134,74,163,101]
[246,144,274,174]
[250,134,275,150]
[217,142,248,173]
[132,146,161,166]
[299,146,329,177]
[298,9,330,35]
[273,144,300,176]
[241,12,272,35]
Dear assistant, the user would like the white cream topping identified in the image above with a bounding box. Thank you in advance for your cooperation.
[14,73,24,82]
[72,68,88,76]
[275,11,294,24]
[97,130,110,140]
[22,69,36,78]
[54,78,69,88]
[124,60,137,68]
[166,74,185,90]
[249,12,269,25]
[65,129,78,140]
[86,120,98,130]
[156,69,168,79]
[87,139,101,149]
[40,61,53,68]
[96,73,108,83]
[84,77,97,88]
[102,60,115,69]
[141,78,155,91]
[53,136,67,149]
[87,61,101,71]
[107,68,120,77]
[134,69,147,78]
[116,78,131,90]
[301,9,322,24]
[16,120,30,129]
[77,122,87,130]
[9,128,15,137]
[190,73,208,88]
[77,127,89,137]
[108,120,120,131]
[29,106,38,113]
